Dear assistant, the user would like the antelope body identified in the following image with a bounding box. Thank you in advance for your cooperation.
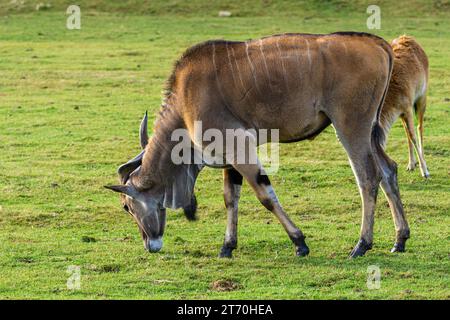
[382,35,430,178]
[106,32,410,258]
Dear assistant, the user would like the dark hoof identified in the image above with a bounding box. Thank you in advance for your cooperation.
[391,238,407,253]
[293,236,309,257]
[296,245,310,257]
[183,195,197,221]
[349,239,372,259]
[219,246,234,258]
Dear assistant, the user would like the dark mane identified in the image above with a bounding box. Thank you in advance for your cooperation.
[260,31,385,41]
[331,31,385,41]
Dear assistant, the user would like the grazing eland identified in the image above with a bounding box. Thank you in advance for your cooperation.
[105,32,410,258]
[381,35,430,178]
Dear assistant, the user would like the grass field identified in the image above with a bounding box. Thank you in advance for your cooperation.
[0,0,449,299]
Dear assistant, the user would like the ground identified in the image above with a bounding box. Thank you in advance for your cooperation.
[0,0,449,299]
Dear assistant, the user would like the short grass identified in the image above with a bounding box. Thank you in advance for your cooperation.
[0,0,449,299]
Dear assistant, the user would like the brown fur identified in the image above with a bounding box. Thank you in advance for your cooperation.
[108,32,410,257]
[381,35,430,177]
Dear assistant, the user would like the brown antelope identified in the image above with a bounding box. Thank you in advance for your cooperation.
[381,35,430,178]
[105,32,410,258]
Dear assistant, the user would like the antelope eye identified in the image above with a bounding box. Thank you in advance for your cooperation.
[123,204,129,213]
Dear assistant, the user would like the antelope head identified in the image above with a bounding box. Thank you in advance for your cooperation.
[105,112,168,252]
[105,112,199,253]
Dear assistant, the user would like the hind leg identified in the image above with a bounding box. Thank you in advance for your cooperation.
[401,117,417,171]
[329,101,385,258]
[348,153,381,258]
[376,148,410,252]
[402,109,429,178]
[415,95,430,178]
[333,125,382,258]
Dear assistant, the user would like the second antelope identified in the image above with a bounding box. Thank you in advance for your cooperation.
[381,35,430,178]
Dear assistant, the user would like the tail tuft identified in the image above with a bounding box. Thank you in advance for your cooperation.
[371,123,386,151]
[183,194,198,221]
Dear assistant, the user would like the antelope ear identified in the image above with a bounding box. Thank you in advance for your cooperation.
[104,185,136,197]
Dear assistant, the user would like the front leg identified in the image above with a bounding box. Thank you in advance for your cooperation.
[232,162,309,257]
[219,168,242,258]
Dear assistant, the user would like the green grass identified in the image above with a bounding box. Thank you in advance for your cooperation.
[0,0,449,299]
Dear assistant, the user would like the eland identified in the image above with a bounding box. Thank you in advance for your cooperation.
[105,32,410,258]
[381,35,430,178]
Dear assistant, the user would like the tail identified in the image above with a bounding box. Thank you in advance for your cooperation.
[371,123,387,156]
[414,93,427,119]
[372,121,398,174]
[372,41,394,152]
[370,40,397,177]
[183,194,197,221]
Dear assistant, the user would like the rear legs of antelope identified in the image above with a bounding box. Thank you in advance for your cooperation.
[401,96,430,178]
[333,123,410,258]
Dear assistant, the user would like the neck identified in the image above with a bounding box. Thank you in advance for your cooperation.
[139,108,183,182]
[136,107,202,209]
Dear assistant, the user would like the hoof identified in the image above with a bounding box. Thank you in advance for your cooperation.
[422,171,430,179]
[293,236,309,257]
[296,245,310,257]
[391,238,407,253]
[406,162,417,171]
[390,243,405,253]
[349,239,372,259]
[219,246,234,258]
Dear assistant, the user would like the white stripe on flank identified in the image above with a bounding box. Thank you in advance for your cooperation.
[259,39,271,83]
[230,46,246,92]
[245,42,261,94]
[291,38,302,81]
[305,39,312,67]
[225,43,237,86]
[212,43,228,104]
[342,42,348,56]
[276,37,289,93]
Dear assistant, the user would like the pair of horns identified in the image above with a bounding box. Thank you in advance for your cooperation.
[118,112,149,184]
